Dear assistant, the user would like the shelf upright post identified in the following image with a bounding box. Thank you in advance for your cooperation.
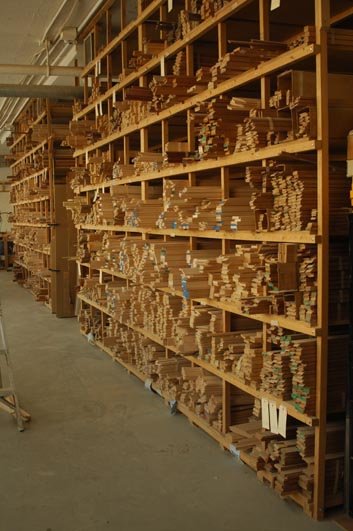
[314,0,330,520]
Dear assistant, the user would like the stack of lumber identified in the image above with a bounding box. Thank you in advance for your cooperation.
[235,112,293,152]
[113,100,150,131]
[157,180,253,231]
[209,40,288,89]
[191,96,260,159]
[87,153,114,185]
[101,237,189,288]
[90,283,183,344]
[64,196,91,225]
[66,120,99,149]
[260,348,292,400]
[234,332,263,388]
[79,305,103,339]
[133,152,164,174]
[149,75,197,112]
[112,160,135,180]
[259,327,317,412]
[246,163,317,232]
[290,338,316,415]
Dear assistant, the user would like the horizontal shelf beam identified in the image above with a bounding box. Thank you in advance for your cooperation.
[76,223,318,244]
[74,139,319,192]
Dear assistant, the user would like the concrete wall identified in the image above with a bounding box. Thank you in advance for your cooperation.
[0,166,12,232]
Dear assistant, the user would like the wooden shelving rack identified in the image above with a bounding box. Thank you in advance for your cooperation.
[9,98,76,317]
[66,0,353,519]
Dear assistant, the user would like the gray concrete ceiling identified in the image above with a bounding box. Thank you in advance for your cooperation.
[0,0,66,86]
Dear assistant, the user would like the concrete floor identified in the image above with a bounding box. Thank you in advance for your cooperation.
[0,272,341,531]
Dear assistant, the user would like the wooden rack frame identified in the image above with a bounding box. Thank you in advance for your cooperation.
[67,0,352,519]
[9,99,76,317]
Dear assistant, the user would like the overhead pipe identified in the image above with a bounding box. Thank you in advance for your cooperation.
[0,84,83,99]
[0,64,82,77]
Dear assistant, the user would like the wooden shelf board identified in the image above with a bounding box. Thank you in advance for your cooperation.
[10,167,49,187]
[74,45,318,155]
[77,223,318,244]
[10,139,49,169]
[12,195,50,206]
[13,222,49,228]
[75,139,319,193]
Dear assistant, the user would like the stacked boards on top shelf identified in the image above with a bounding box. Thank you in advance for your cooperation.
[64,0,353,519]
[8,98,76,317]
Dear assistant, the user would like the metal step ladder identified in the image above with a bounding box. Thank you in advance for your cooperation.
[0,303,29,431]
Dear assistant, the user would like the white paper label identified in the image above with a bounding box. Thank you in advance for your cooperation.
[271,0,280,10]
[269,401,278,434]
[270,319,279,327]
[278,405,287,438]
[261,398,270,430]
[168,0,173,12]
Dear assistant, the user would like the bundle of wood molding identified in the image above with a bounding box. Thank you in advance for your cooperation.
[112,100,150,132]
[209,40,288,90]
[150,74,197,112]
[12,226,50,252]
[79,304,102,338]
[156,179,255,231]
[66,120,99,149]
[246,162,317,232]
[133,152,164,174]
[64,196,91,225]
[191,96,260,159]
[98,236,189,288]
[80,281,183,345]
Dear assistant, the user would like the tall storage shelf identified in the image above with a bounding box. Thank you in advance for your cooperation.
[66,0,352,519]
[9,98,76,317]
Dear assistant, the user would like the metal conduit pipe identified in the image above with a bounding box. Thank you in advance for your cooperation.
[0,84,84,99]
[0,64,82,77]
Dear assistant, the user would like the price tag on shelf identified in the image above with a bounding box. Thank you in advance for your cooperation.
[270,0,280,10]
[269,401,278,434]
[278,405,287,438]
[168,0,173,12]
[270,319,279,327]
[261,398,270,430]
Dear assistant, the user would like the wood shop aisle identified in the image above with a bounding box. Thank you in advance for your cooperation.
[0,272,339,531]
